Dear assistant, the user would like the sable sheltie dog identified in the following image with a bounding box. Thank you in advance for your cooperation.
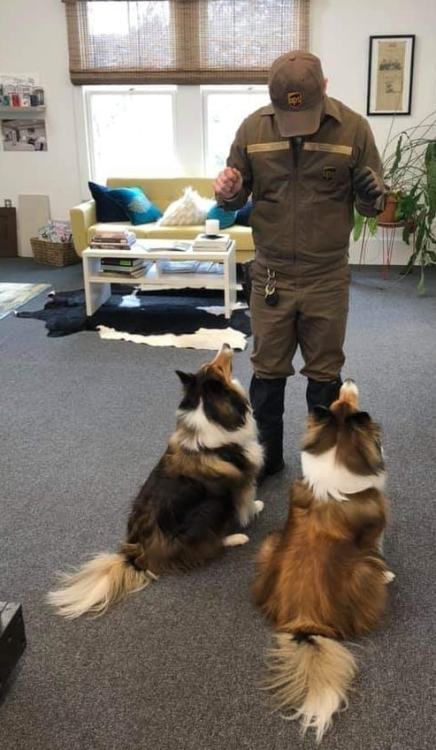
[49,344,264,619]
[252,380,392,742]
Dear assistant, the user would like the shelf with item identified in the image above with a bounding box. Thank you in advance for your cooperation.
[0,83,46,119]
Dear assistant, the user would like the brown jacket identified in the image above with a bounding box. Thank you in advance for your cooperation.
[219,96,383,272]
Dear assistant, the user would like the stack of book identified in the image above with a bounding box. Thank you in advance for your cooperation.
[91,230,150,278]
[91,230,136,250]
[192,233,232,251]
[99,257,150,277]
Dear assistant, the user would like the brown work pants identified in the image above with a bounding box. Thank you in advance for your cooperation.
[250,260,350,381]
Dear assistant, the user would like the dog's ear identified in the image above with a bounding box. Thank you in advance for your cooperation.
[311,405,333,423]
[175,370,196,388]
[347,411,372,428]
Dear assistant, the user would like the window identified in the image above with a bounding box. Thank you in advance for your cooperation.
[203,86,269,174]
[84,87,177,184]
[82,85,269,182]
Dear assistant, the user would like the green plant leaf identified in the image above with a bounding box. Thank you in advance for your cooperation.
[368,217,378,236]
[415,215,426,253]
[425,141,436,221]
[417,266,426,295]
[402,225,411,245]
[390,134,403,179]
[353,211,364,242]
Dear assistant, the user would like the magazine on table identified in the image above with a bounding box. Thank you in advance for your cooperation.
[156,260,223,275]
[135,240,193,253]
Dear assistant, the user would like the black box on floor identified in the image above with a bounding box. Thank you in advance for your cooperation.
[0,602,26,696]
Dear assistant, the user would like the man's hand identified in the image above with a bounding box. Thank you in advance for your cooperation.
[213,167,243,201]
[353,166,384,201]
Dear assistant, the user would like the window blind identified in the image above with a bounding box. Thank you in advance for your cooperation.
[62,0,310,85]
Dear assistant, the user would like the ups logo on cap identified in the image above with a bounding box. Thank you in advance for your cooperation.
[287,91,303,108]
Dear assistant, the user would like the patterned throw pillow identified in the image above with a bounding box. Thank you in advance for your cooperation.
[159,187,214,226]
[207,203,237,229]
[107,187,162,226]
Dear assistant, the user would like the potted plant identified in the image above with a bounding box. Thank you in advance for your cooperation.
[353,112,436,292]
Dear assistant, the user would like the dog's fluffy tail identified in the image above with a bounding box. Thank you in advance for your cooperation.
[264,631,357,743]
[47,552,155,619]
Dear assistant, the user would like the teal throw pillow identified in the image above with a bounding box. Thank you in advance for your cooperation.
[108,187,162,226]
[207,203,237,230]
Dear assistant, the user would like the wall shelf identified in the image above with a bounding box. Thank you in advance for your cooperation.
[0,106,46,119]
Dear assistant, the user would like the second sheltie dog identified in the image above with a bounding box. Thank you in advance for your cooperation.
[49,344,264,619]
[252,380,392,742]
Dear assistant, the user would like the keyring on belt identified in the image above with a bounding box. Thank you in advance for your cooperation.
[264,268,279,306]
[265,268,276,297]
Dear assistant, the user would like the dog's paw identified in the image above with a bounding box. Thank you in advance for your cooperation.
[383,570,396,583]
[223,533,250,547]
[253,500,264,515]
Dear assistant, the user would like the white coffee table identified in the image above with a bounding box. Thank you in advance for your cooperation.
[82,239,238,319]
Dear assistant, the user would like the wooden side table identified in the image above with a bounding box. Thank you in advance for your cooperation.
[0,207,18,257]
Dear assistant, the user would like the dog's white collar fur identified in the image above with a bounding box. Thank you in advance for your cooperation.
[176,399,263,470]
[301,447,385,502]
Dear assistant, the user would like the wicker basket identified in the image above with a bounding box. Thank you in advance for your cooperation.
[30,238,79,267]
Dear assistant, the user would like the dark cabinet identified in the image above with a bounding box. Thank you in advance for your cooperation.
[0,207,18,257]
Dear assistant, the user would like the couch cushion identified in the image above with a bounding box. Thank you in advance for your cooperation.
[227,225,254,251]
[145,224,253,250]
[144,224,206,240]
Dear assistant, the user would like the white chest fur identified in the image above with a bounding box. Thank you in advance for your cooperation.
[177,401,264,469]
[301,447,385,502]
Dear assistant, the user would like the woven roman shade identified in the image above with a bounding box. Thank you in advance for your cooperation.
[62,0,309,85]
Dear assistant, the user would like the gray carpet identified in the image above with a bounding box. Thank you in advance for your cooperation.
[0,259,435,750]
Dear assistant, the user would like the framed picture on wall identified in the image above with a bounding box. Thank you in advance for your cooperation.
[367,35,415,116]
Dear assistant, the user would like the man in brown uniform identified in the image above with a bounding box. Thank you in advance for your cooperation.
[214,51,384,480]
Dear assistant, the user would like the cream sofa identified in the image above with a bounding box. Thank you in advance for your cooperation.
[70,177,254,263]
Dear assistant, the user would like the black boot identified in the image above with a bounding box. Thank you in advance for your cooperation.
[306,377,342,412]
[250,375,286,483]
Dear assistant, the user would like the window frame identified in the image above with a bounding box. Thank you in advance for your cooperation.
[82,84,178,184]
[201,84,269,175]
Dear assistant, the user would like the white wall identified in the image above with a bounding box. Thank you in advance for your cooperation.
[311,0,436,263]
[1,0,435,259]
[0,0,82,255]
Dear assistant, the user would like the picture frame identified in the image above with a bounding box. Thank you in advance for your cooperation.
[367,35,415,116]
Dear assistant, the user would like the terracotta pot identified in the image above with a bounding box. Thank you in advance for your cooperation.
[377,194,398,224]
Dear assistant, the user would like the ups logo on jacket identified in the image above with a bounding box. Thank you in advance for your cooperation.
[287,91,303,108]
[323,166,336,181]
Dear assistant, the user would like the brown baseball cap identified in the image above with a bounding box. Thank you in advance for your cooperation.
[269,51,325,137]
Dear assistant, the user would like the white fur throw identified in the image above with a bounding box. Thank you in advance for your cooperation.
[97,325,247,350]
